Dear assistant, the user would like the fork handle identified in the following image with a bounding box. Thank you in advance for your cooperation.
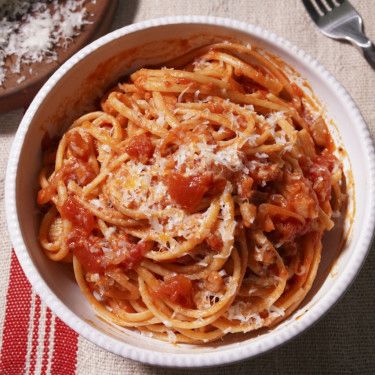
[361,42,375,69]
[350,34,375,69]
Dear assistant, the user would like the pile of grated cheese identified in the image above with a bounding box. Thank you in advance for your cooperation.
[0,0,92,86]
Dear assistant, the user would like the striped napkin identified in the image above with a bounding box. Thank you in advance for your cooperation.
[0,251,78,375]
[1,2,375,374]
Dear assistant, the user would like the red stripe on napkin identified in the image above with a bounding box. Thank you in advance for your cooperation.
[0,251,79,375]
[51,317,78,375]
[0,252,33,374]
[40,308,52,375]
[29,295,42,375]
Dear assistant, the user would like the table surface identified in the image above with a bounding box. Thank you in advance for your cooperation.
[1,1,374,374]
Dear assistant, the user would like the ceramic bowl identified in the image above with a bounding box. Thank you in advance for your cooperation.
[5,16,375,367]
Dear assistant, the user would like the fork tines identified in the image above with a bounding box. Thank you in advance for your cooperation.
[303,0,344,20]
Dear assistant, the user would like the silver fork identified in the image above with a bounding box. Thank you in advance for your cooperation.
[302,0,375,69]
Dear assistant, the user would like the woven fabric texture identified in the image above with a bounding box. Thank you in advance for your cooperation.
[0,1,374,374]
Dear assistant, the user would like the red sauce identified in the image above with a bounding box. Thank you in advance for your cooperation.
[154,275,194,308]
[237,174,253,198]
[236,75,266,94]
[67,230,105,273]
[248,162,281,185]
[302,151,337,203]
[59,196,95,234]
[272,217,309,244]
[69,229,153,273]
[208,102,225,114]
[66,132,91,161]
[207,177,226,198]
[166,172,212,210]
[290,82,303,97]
[120,240,154,270]
[206,233,223,252]
[125,133,155,163]
[50,159,96,188]
[314,151,336,172]
[37,159,96,205]
[37,184,56,205]
[176,78,192,85]
[282,173,318,218]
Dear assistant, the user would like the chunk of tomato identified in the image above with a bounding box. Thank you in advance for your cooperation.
[59,196,95,234]
[166,172,212,210]
[121,241,154,270]
[125,133,155,163]
[67,230,105,273]
[66,131,91,161]
[154,275,194,308]
[206,233,223,252]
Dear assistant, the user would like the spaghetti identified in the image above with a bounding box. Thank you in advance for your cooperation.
[37,41,345,343]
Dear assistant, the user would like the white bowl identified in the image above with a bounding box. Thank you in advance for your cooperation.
[5,16,375,367]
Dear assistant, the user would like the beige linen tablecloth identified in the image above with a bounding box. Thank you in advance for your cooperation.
[1,1,374,373]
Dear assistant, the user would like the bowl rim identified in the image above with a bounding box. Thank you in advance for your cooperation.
[5,15,375,368]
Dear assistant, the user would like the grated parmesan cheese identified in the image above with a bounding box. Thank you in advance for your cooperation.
[173,141,248,175]
[215,147,246,172]
[266,111,285,127]
[90,198,103,208]
[331,210,341,218]
[93,290,103,301]
[194,89,200,101]
[254,246,265,262]
[156,112,165,126]
[104,226,116,240]
[227,301,262,326]
[197,260,208,267]
[195,290,223,309]
[255,152,268,159]
[86,273,100,283]
[162,320,172,328]
[16,75,26,84]
[0,0,92,85]
[218,269,227,277]
[101,144,111,153]
[268,305,285,318]
[150,216,163,232]
[218,193,236,244]
[166,330,177,343]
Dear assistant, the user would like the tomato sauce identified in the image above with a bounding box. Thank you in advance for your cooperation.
[290,82,303,97]
[208,102,225,114]
[206,233,223,252]
[68,228,153,273]
[125,133,155,163]
[237,174,253,198]
[37,159,96,205]
[166,172,212,210]
[120,240,154,270]
[66,131,91,161]
[248,162,281,185]
[154,275,194,308]
[59,196,95,234]
[236,75,267,94]
[302,151,337,204]
[176,78,193,85]
[67,230,105,273]
[272,217,309,244]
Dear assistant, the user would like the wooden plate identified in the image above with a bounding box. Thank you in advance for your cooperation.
[0,0,117,113]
